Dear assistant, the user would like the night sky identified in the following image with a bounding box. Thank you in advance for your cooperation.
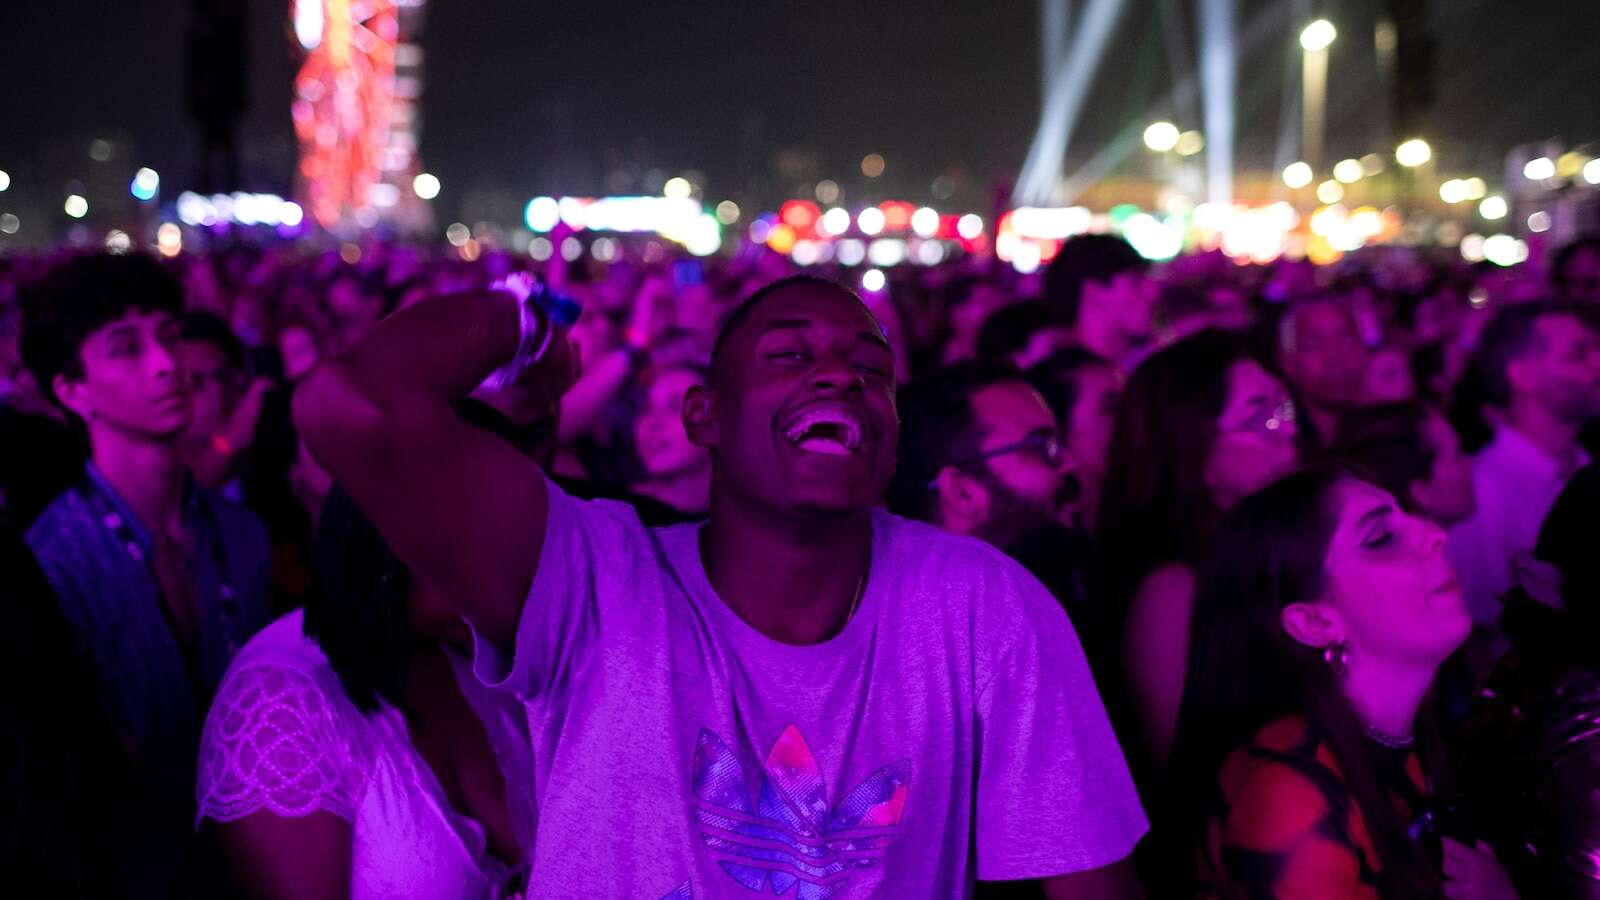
[0,0,1595,220]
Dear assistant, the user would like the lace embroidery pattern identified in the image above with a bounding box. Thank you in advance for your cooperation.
[197,663,356,824]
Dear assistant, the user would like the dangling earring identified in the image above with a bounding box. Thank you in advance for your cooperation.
[1323,643,1348,676]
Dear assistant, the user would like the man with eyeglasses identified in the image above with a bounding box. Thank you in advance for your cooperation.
[887,361,1100,646]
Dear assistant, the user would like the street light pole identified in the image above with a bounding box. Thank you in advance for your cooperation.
[1300,19,1336,170]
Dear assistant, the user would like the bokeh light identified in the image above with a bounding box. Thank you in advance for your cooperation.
[412,173,441,199]
[1299,19,1336,52]
[1522,157,1555,181]
[1281,162,1313,189]
[857,207,885,236]
[1395,138,1432,168]
[1142,121,1180,153]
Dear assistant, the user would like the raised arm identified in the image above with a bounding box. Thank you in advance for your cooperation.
[292,288,572,645]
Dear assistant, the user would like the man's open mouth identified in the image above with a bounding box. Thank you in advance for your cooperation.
[779,401,867,457]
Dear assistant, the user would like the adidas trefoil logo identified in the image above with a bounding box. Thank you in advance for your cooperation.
[691,724,912,899]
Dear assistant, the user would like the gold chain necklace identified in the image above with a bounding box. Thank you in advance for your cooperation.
[843,572,866,627]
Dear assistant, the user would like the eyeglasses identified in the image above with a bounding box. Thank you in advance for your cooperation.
[930,432,1065,488]
[1221,399,1297,438]
[954,431,1065,469]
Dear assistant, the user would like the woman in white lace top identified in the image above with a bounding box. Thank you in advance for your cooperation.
[197,397,546,898]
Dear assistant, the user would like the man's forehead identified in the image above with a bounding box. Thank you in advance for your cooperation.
[974,381,1054,428]
[98,308,175,334]
[747,284,877,330]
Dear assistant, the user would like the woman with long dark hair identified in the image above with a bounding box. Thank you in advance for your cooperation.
[196,393,551,897]
[1170,468,1515,899]
[1097,330,1300,769]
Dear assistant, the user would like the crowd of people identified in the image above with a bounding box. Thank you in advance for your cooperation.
[3,225,1600,898]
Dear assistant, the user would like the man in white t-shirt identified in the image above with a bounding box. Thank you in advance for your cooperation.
[1449,302,1600,633]
[295,275,1147,897]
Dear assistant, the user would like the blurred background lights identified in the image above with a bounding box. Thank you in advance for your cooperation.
[445,222,470,246]
[1175,130,1205,156]
[1299,19,1336,52]
[104,229,132,253]
[1586,159,1600,185]
[88,139,113,162]
[861,268,886,292]
[791,239,820,266]
[1333,159,1364,183]
[1010,241,1043,274]
[524,196,559,232]
[1527,210,1552,232]
[1482,233,1528,267]
[1478,195,1508,220]
[1142,121,1180,153]
[412,172,440,199]
[1522,157,1555,181]
[1122,213,1184,261]
[662,176,691,200]
[157,223,182,257]
[867,238,906,267]
[1438,179,1469,204]
[714,200,740,224]
[293,0,324,49]
[0,170,9,192]
[1395,138,1431,167]
[856,206,885,236]
[819,207,851,236]
[910,206,939,237]
[528,236,553,261]
[0,213,18,235]
[814,180,840,204]
[836,239,866,266]
[860,153,885,178]
[956,213,983,240]
[130,167,160,201]
[1316,180,1344,204]
[1282,161,1313,189]
[64,194,88,218]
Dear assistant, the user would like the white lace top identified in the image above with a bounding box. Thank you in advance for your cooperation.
[196,611,536,898]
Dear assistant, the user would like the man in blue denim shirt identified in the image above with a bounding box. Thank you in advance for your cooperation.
[21,254,271,895]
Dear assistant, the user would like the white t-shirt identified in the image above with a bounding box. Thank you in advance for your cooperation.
[471,478,1147,898]
[1449,425,1589,627]
[197,611,537,898]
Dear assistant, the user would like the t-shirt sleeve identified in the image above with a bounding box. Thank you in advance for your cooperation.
[469,475,640,702]
[973,569,1149,879]
[195,662,357,826]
